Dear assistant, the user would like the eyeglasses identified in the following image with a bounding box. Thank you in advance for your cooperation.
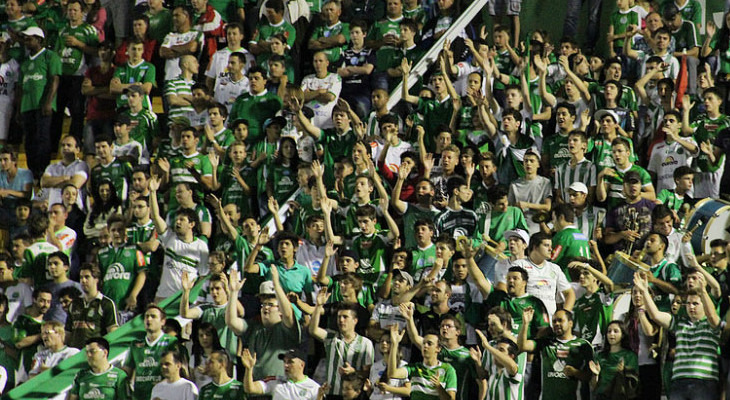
[261,303,279,308]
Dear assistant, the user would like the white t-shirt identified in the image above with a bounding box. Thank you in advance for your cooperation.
[2,282,33,323]
[301,72,342,130]
[647,140,697,192]
[161,30,204,81]
[205,47,256,83]
[370,140,414,175]
[213,74,250,114]
[156,230,210,298]
[512,258,572,317]
[41,159,89,210]
[369,359,409,400]
[150,378,199,400]
[29,346,80,376]
[260,376,320,400]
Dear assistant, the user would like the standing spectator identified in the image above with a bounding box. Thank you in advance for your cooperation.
[12,288,52,381]
[229,66,282,144]
[82,43,117,157]
[301,51,342,130]
[0,35,19,147]
[0,146,33,225]
[114,15,156,65]
[67,338,130,400]
[212,52,250,113]
[205,22,255,90]
[550,204,591,274]
[308,0,349,64]
[165,55,198,124]
[28,320,79,378]
[149,176,209,301]
[338,19,375,119]
[508,149,552,235]
[634,271,722,400]
[150,350,199,400]
[249,0,296,56]
[65,264,118,349]
[160,6,203,82]
[110,39,157,111]
[198,350,243,400]
[146,0,174,43]
[89,135,133,202]
[518,308,594,400]
[563,0,603,53]
[41,252,82,323]
[123,304,179,400]
[310,290,374,396]
[51,0,99,149]
[83,0,106,43]
[18,26,60,179]
[0,254,32,323]
[192,0,226,68]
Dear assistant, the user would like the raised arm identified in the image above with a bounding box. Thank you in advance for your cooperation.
[391,163,411,214]
[517,307,537,353]
[241,349,264,395]
[148,175,167,234]
[379,197,400,242]
[633,272,672,329]
[696,273,720,327]
[399,302,423,349]
[269,265,295,328]
[568,261,614,293]
[462,242,492,297]
[309,288,331,341]
[179,271,202,319]
[387,324,409,379]
[225,269,246,335]
[401,59,420,104]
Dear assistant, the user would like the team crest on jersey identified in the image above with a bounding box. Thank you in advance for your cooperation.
[82,388,105,399]
[88,308,95,318]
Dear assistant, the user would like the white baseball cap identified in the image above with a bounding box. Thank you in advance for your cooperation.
[21,26,45,39]
[504,229,529,244]
[568,182,589,194]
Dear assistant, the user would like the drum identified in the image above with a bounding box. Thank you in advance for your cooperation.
[607,251,649,289]
[611,290,633,322]
[686,199,730,255]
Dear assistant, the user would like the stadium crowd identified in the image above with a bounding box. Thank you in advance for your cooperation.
[0,0,728,399]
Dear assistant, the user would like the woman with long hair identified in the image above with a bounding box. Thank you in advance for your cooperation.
[83,0,106,42]
[589,320,640,399]
[83,179,123,240]
[266,136,300,204]
[624,285,661,400]
[189,322,224,389]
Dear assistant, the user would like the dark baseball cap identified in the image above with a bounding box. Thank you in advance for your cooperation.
[114,114,132,125]
[123,85,146,96]
[624,170,641,184]
[278,348,307,362]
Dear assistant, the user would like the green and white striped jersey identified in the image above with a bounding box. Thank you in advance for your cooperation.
[405,361,458,400]
[323,331,374,394]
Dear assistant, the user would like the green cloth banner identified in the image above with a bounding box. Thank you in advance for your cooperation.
[2,278,207,400]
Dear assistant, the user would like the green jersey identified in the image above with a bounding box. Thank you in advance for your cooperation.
[543,132,570,169]
[207,0,244,22]
[483,207,528,245]
[198,303,238,356]
[229,90,282,144]
[12,314,43,373]
[405,361,458,400]
[609,9,640,48]
[199,378,244,400]
[403,5,426,26]
[319,128,358,179]
[145,9,173,42]
[4,17,38,61]
[671,20,699,53]
[98,244,147,308]
[204,127,235,153]
[352,231,391,285]
[253,20,296,48]
[401,204,439,249]
[551,226,591,273]
[483,291,550,337]
[656,189,687,212]
[113,60,156,110]
[535,335,594,400]
[418,96,454,151]
[588,136,638,171]
[266,163,298,203]
[594,349,638,397]
[66,293,118,349]
[691,113,730,172]
[493,48,515,90]
[55,22,98,76]
[20,48,62,113]
[15,240,59,286]
[90,158,133,202]
[439,346,477,400]
[219,162,255,216]
[70,367,130,400]
[370,17,402,71]
[125,108,159,150]
[310,21,350,63]
[169,152,213,203]
[124,333,179,400]
[649,259,682,312]
[412,244,436,276]
[573,287,614,348]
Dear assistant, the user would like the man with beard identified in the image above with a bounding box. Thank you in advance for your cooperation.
[12,288,52,379]
[603,170,656,253]
[65,264,118,348]
[518,308,594,400]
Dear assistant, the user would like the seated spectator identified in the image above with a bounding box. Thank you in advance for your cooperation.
[114,14,156,65]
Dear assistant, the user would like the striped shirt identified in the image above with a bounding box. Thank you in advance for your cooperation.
[554,158,597,203]
[574,206,606,241]
[434,207,479,238]
[670,315,721,381]
[482,341,527,400]
[165,76,195,122]
[405,361,458,400]
[323,332,374,394]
